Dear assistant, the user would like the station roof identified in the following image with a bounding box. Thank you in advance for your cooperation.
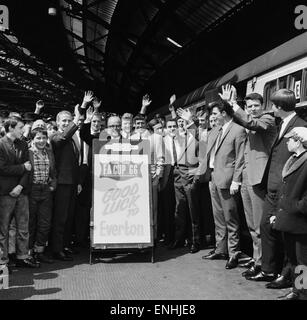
[0,0,304,114]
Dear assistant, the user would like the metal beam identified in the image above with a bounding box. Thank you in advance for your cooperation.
[63,0,111,30]
[65,28,105,58]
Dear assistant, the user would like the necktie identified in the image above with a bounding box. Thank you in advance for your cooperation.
[12,142,18,159]
[71,138,80,164]
[215,128,223,152]
[278,120,284,139]
[172,136,177,165]
[80,140,84,165]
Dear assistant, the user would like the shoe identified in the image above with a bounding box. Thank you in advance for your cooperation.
[265,275,292,289]
[238,259,255,268]
[246,271,277,282]
[64,247,79,255]
[35,253,54,264]
[53,251,73,261]
[184,239,192,248]
[277,290,299,300]
[190,243,200,254]
[15,257,40,268]
[168,240,184,250]
[225,256,238,269]
[242,265,261,277]
[202,251,228,260]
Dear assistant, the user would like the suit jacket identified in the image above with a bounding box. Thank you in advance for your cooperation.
[161,132,199,189]
[233,108,277,186]
[28,146,57,190]
[0,135,30,195]
[263,114,307,192]
[207,121,246,189]
[79,123,100,171]
[274,151,307,234]
[50,122,80,185]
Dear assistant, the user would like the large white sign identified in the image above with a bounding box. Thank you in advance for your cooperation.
[93,151,151,245]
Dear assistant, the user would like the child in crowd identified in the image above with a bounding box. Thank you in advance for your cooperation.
[28,127,57,263]
[274,127,307,300]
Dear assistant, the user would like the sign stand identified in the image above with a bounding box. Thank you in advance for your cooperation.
[90,139,154,264]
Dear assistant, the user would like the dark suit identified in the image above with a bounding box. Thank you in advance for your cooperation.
[50,122,79,253]
[233,108,277,266]
[260,114,307,275]
[76,123,99,245]
[0,136,30,263]
[207,121,246,257]
[274,151,307,299]
[0,136,29,195]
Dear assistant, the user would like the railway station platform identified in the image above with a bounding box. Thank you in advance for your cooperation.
[0,245,287,300]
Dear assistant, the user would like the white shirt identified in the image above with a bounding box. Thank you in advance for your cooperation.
[279,112,296,138]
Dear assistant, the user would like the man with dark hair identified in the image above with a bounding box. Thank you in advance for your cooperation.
[0,117,39,268]
[246,89,307,289]
[77,108,105,246]
[159,120,177,245]
[202,100,246,269]
[219,84,277,277]
[164,114,202,253]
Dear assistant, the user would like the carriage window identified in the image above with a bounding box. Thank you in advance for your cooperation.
[301,69,307,102]
[263,70,303,110]
[263,80,277,110]
[277,76,287,90]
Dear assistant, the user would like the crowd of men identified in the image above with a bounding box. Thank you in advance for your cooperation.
[0,86,307,300]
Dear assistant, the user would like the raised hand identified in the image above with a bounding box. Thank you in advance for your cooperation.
[177,107,193,122]
[218,84,237,104]
[93,98,102,110]
[142,94,152,108]
[82,91,94,107]
[74,104,80,117]
[169,94,176,105]
[36,100,44,110]
[86,106,94,121]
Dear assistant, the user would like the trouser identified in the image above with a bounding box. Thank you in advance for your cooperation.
[0,194,29,264]
[209,176,240,258]
[283,232,307,300]
[152,176,159,241]
[8,218,16,255]
[173,166,200,245]
[52,184,77,253]
[159,167,175,244]
[199,182,215,245]
[29,184,53,253]
[241,170,266,266]
[260,191,285,274]
[74,173,91,245]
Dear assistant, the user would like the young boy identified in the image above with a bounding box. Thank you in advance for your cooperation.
[28,127,57,263]
[273,127,307,300]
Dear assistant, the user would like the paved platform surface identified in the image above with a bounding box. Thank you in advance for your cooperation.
[0,246,289,300]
